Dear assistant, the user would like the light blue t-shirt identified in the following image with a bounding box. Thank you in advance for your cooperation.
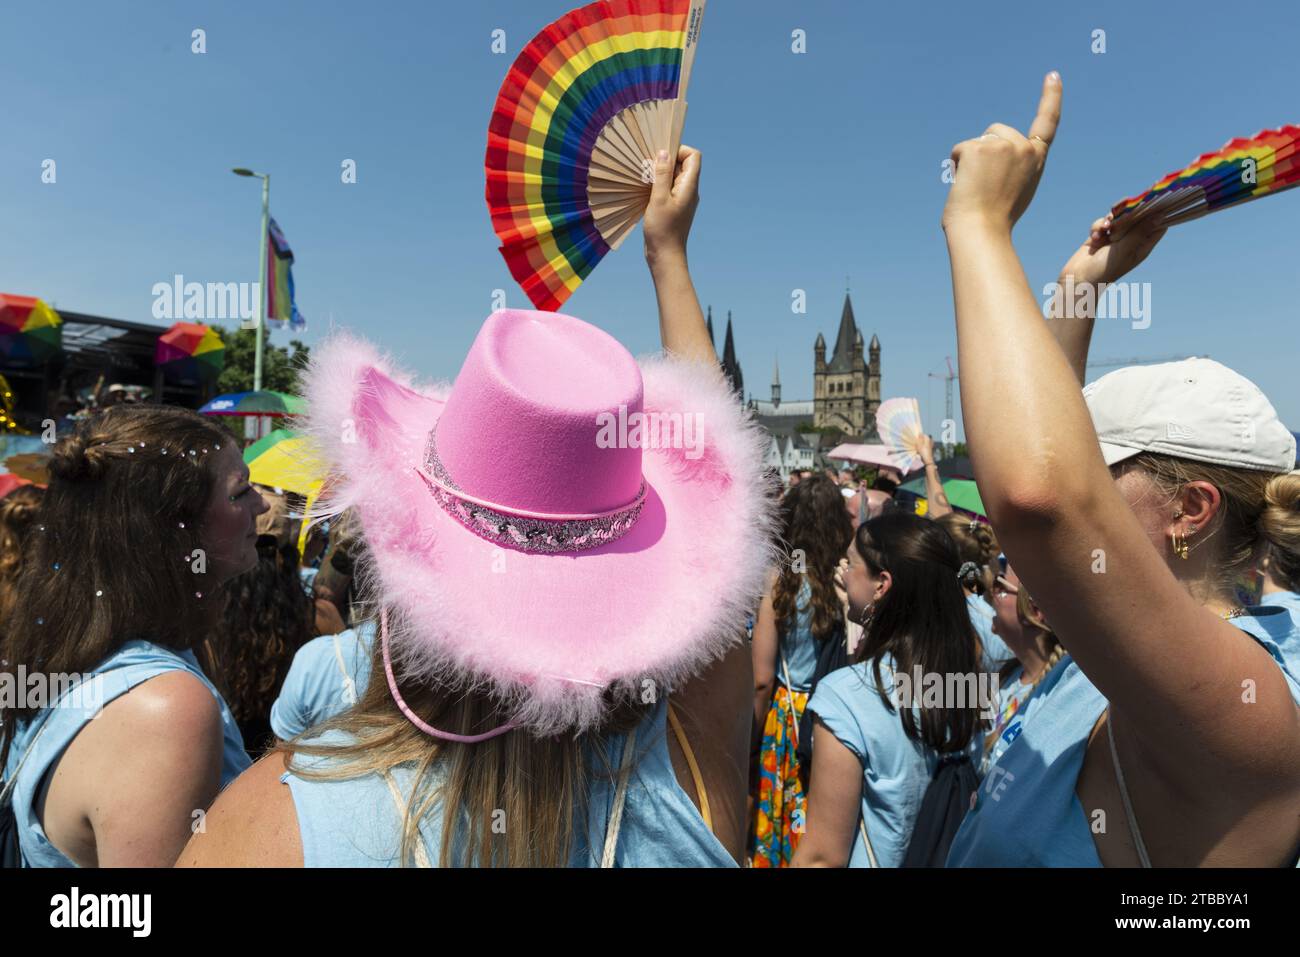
[2,640,249,867]
[947,607,1300,867]
[807,656,984,867]
[777,577,819,692]
[968,592,1015,672]
[280,696,734,867]
[1261,591,1300,660]
[269,620,376,740]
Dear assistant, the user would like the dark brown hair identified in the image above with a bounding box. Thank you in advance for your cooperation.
[852,512,984,753]
[1,405,232,765]
[0,484,45,633]
[214,536,316,751]
[771,474,853,644]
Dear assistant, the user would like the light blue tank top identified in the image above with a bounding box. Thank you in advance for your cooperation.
[981,658,1067,773]
[967,592,1014,671]
[806,656,984,867]
[777,577,819,692]
[280,697,735,867]
[3,640,249,867]
[269,620,376,740]
[947,607,1300,867]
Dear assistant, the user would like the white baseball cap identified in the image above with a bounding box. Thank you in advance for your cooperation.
[1083,358,1296,472]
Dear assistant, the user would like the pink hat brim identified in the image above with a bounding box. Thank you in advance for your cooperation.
[302,331,778,733]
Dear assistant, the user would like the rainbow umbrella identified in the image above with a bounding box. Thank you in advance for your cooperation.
[199,390,305,417]
[156,322,225,383]
[0,294,63,366]
[243,428,323,496]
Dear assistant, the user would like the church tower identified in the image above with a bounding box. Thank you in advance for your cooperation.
[770,356,781,410]
[813,292,878,437]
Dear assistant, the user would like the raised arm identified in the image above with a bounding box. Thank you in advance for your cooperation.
[1047,212,1166,383]
[916,434,952,518]
[941,75,1299,783]
[643,146,715,364]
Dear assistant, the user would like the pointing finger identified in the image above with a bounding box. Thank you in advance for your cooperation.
[1028,71,1062,155]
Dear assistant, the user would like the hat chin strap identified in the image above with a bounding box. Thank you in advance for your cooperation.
[380,606,518,743]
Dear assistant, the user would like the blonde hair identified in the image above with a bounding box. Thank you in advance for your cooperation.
[1261,471,1300,591]
[985,583,1065,754]
[1124,455,1296,595]
[276,559,650,867]
[937,512,999,596]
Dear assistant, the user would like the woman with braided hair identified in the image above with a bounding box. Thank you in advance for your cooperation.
[982,563,1068,771]
[935,511,1015,671]
[1,405,268,866]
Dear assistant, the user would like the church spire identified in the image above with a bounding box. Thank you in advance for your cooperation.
[827,292,860,373]
[721,311,743,400]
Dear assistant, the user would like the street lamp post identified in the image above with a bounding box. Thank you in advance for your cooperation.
[232,168,270,395]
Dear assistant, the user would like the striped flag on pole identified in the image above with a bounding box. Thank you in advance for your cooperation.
[266,217,306,332]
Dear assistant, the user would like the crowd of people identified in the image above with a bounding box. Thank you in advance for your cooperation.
[2,74,1299,868]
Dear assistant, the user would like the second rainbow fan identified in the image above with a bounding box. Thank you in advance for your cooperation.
[486,0,707,311]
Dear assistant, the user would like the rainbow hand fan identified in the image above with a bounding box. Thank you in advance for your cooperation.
[1110,125,1299,236]
[875,397,924,474]
[486,0,707,311]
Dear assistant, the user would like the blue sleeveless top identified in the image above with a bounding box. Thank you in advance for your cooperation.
[269,620,376,740]
[947,607,1300,867]
[281,697,735,867]
[777,577,819,692]
[2,640,249,867]
[806,656,985,867]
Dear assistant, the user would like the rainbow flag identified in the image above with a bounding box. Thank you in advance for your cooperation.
[266,217,306,332]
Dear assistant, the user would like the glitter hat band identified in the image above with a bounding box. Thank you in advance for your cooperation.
[415,425,647,554]
[300,310,779,734]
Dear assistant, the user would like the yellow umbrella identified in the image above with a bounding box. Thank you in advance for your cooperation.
[244,429,324,497]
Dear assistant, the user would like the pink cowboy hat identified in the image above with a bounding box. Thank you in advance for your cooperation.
[302,309,777,734]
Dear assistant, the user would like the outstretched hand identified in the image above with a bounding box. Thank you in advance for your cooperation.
[644,145,701,269]
[1058,212,1167,288]
[942,73,1062,234]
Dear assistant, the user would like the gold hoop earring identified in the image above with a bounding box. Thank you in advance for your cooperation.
[1172,533,1189,560]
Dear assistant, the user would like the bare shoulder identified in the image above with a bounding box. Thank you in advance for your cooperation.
[177,750,303,867]
[70,669,223,784]
[104,669,223,735]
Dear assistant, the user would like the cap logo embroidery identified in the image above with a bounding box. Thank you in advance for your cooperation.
[1166,422,1194,441]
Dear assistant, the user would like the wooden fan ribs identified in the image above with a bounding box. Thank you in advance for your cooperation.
[485,0,706,310]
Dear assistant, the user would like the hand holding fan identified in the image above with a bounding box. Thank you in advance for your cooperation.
[1110,125,1299,237]
[875,398,925,475]
[486,0,707,311]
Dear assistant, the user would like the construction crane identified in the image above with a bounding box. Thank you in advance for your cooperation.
[926,354,1207,459]
[927,357,958,459]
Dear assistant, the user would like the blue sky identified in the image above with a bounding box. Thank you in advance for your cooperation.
[3,0,1297,433]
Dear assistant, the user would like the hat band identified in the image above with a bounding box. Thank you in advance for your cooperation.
[416,426,646,553]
